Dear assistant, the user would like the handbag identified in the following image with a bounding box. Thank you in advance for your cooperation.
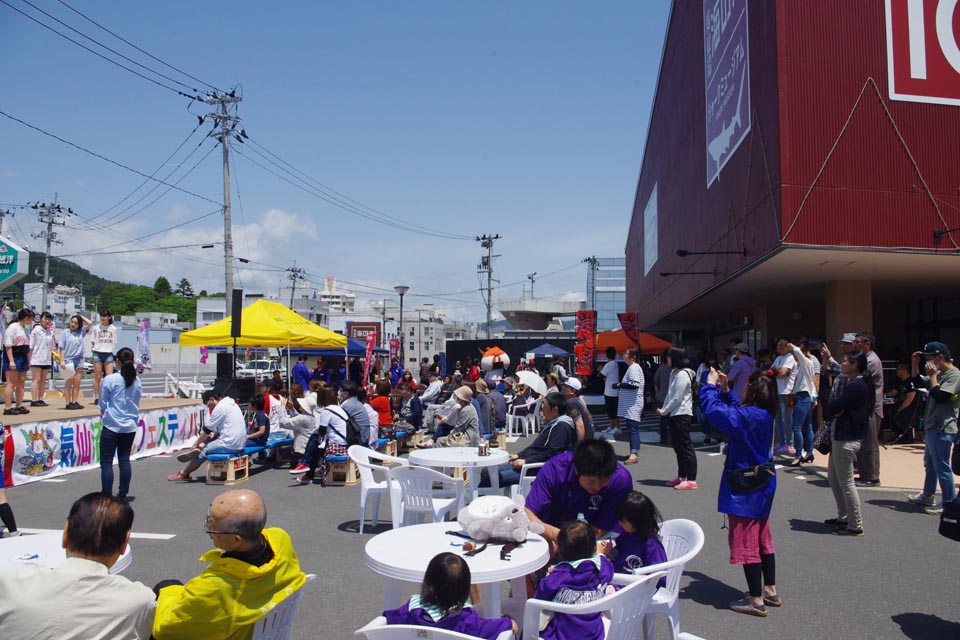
[725,461,776,493]
[951,436,960,476]
[813,421,832,455]
[939,500,960,542]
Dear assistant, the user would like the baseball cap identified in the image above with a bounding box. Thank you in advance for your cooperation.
[562,377,582,392]
[921,341,951,357]
[735,343,750,354]
[840,333,857,344]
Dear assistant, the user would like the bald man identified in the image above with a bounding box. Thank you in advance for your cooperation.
[153,490,307,640]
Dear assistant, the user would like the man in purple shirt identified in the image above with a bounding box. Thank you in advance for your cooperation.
[727,343,756,401]
[525,439,634,552]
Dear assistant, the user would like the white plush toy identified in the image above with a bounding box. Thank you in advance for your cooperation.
[457,494,545,543]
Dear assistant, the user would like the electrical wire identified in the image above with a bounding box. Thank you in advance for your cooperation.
[53,0,220,92]
[233,144,474,241]
[0,0,199,100]
[0,108,221,205]
[245,137,474,240]
[65,207,222,255]
[230,151,257,291]
[81,121,204,226]
[58,242,221,258]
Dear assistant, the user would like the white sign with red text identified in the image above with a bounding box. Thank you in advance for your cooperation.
[886,0,960,104]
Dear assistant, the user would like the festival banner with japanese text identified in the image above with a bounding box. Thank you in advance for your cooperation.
[2,403,204,486]
[389,338,399,361]
[618,312,641,345]
[362,333,376,383]
[574,310,597,377]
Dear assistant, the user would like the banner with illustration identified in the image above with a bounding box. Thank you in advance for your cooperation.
[2,403,204,486]
[574,310,597,377]
[137,318,153,371]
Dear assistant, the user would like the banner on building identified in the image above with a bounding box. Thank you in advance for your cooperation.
[574,310,597,377]
[704,0,751,186]
[362,333,376,383]
[2,404,204,486]
[347,321,381,347]
[885,0,960,105]
[136,318,153,371]
[389,338,399,361]
[618,312,641,345]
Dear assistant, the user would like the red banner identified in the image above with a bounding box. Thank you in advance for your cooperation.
[389,338,399,361]
[574,310,597,377]
[618,312,641,345]
[362,333,376,383]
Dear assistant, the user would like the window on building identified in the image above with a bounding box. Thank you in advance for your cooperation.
[409,341,415,352]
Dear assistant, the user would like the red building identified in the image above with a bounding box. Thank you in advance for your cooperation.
[627,0,960,358]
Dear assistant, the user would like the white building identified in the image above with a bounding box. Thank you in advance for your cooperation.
[117,312,179,329]
[319,276,355,314]
[195,293,330,328]
[24,283,86,319]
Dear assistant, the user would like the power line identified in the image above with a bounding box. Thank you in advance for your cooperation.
[64,207,222,255]
[245,137,474,240]
[0,0,200,100]
[53,0,220,92]
[0,108,221,205]
[58,242,220,258]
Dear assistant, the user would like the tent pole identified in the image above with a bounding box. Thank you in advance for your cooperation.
[176,343,182,394]
[286,344,291,392]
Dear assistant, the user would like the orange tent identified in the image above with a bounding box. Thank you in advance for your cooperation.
[596,329,673,355]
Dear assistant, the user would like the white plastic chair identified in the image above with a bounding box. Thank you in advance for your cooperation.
[623,519,705,640]
[355,616,514,640]
[387,465,465,527]
[349,445,409,533]
[509,462,546,499]
[251,573,316,640]
[522,570,666,640]
[526,397,544,436]
[506,404,527,438]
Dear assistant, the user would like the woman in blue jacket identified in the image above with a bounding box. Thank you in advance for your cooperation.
[700,369,780,618]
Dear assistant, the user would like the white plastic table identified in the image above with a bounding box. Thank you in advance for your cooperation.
[408,446,510,502]
[364,521,549,618]
[0,532,132,573]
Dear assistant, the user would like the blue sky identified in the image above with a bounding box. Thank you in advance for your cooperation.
[0,1,671,321]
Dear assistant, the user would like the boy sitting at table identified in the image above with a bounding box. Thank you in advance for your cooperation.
[383,552,517,639]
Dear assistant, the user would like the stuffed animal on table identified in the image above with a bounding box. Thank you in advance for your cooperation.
[457,494,544,543]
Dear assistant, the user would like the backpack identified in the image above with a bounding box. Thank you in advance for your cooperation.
[323,406,362,446]
[685,369,700,406]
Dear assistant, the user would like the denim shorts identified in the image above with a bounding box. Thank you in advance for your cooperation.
[65,356,84,371]
[92,351,115,364]
[2,354,29,372]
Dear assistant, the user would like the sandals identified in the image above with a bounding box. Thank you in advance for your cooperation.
[623,454,639,465]
[730,597,767,617]
[762,594,782,607]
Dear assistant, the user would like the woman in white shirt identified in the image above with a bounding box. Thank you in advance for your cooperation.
[91,311,119,405]
[616,348,645,465]
[298,386,350,487]
[658,347,699,490]
[28,312,55,407]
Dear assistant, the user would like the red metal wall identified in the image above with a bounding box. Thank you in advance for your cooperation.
[627,0,783,327]
[776,0,960,250]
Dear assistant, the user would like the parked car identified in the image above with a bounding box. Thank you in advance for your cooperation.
[236,359,286,380]
[83,358,94,374]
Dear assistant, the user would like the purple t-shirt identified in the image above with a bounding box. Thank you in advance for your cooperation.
[382,600,511,640]
[526,451,633,533]
[612,533,667,588]
[534,556,614,640]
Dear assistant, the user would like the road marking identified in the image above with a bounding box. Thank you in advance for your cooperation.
[708,452,722,457]
[774,464,784,470]
[40,478,68,483]
[795,476,807,480]
[21,527,176,540]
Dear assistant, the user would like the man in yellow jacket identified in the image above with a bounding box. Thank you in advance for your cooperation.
[153,489,307,640]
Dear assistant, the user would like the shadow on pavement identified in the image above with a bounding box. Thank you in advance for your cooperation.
[892,612,960,639]
[679,571,742,610]
[866,498,925,514]
[337,520,392,535]
[788,518,835,535]
[636,479,674,488]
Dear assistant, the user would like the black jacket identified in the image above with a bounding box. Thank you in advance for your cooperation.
[830,376,870,441]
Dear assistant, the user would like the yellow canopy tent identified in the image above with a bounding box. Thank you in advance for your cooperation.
[180,299,347,348]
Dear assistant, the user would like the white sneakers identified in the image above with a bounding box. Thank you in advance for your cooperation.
[907,492,936,507]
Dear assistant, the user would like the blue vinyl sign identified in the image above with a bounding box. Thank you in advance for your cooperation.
[704,0,751,187]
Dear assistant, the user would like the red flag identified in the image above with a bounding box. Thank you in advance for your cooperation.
[575,310,597,377]
[618,312,641,345]
[362,333,375,383]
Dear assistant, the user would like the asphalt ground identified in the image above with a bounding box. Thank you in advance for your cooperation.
[5,416,958,639]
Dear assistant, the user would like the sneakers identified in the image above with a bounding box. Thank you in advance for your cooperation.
[2,408,16,416]
[855,479,880,488]
[674,480,699,490]
[925,504,944,515]
[2,529,22,538]
[908,492,936,507]
[832,527,864,536]
[295,475,314,485]
[610,428,622,435]
[823,517,848,527]
[623,454,639,465]
[15,406,28,414]
[666,477,684,487]
[288,463,310,475]
[167,471,192,482]
[730,596,767,617]
[176,449,201,463]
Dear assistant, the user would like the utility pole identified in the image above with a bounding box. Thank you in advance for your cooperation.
[0,208,13,237]
[32,199,72,313]
[287,263,306,306]
[526,272,538,299]
[203,89,243,314]
[475,234,501,339]
[381,298,387,349]
[583,256,599,309]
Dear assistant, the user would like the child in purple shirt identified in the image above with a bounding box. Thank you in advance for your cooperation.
[606,491,667,588]
[382,552,516,639]
[534,520,615,640]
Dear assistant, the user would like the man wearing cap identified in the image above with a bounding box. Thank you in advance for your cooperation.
[487,378,508,431]
[853,332,883,487]
[560,377,594,441]
[727,343,756,401]
[426,385,479,448]
[907,342,959,514]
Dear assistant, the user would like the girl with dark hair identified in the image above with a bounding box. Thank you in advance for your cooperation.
[59,314,92,409]
[658,348,698,489]
[616,348,645,464]
[98,347,142,500]
[608,491,667,583]
[370,380,394,431]
[700,370,780,617]
[28,311,55,407]
[534,520,614,640]
[383,552,516,638]
[91,310,118,405]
